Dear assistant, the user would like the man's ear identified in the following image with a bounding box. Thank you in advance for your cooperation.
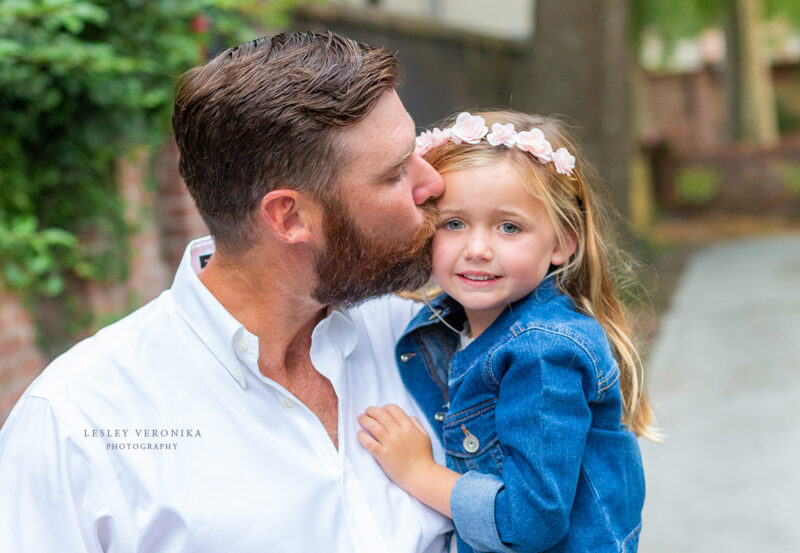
[260,189,318,244]
[551,231,578,266]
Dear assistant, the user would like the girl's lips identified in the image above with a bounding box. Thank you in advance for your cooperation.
[456,272,502,287]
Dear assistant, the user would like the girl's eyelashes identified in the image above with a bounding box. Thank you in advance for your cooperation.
[499,222,521,234]
[388,166,408,183]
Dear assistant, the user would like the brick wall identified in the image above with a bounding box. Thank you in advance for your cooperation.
[640,62,800,149]
[0,142,207,426]
[0,293,46,423]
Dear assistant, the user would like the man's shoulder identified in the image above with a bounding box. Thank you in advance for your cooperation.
[24,290,178,401]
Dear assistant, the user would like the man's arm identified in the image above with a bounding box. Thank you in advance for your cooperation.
[0,396,130,552]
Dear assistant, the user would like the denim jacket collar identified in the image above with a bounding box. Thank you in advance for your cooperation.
[408,277,563,385]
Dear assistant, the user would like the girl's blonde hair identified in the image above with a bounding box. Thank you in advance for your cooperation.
[422,110,659,441]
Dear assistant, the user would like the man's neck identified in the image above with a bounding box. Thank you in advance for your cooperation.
[199,245,341,448]
[197,247,325,379]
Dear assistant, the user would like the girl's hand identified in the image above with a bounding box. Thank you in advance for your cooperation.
[357,404,437,491]
[358,404,461,517]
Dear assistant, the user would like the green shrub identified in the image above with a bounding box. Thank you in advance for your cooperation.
[0,0,299,346]
[779,164,800,194]
[675,166,720,205]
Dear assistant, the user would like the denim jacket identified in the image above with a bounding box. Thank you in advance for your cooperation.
[396,278,645,553]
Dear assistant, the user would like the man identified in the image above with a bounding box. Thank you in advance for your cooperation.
[0,32,450,552]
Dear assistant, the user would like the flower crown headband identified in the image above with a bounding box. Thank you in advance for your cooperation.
[414,112,576,176]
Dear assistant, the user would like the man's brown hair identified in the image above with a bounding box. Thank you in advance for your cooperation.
[172,31,400,253]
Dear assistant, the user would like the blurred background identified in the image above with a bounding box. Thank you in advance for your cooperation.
[1,1,798,550]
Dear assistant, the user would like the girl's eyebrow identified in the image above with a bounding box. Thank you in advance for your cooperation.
[495,207,527,218]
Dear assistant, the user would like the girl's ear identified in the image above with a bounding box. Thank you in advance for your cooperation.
[550,231,578,266]
[260,189,319,244]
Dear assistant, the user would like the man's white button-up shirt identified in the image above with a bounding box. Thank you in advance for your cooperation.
[0,236,452,553]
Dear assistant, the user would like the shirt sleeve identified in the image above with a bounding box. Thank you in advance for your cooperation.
[449,331,595,553]
[0,396,130,553]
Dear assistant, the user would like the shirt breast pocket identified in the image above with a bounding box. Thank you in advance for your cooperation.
[442,399,505,475]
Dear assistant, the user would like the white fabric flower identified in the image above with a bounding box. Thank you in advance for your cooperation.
[486,123,517,148]
[515,128,553,162]
[449,112,488,145]
[552,147,576,175]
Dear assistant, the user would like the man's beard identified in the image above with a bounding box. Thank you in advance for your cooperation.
[311,198,437,308]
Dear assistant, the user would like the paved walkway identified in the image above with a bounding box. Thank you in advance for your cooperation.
[639,234,800,552]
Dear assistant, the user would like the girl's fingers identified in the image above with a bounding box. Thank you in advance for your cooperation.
[383,404,411,425]
[357,413,387,442]
[357,429,381,454]
[364,405,400,431]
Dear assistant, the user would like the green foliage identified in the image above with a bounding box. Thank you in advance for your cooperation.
[631,0,726,47]
[631,0,800,49]
[778,164,800,194]
[0,215,84,296]
[675,167,720,205]
[0,1,290,303]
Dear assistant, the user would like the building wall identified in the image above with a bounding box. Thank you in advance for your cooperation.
[333,0,533,39]
[640,62,800,148]
[0,140,208,425]
[293,3,530,129]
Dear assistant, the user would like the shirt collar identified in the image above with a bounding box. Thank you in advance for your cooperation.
[170,236,358,389]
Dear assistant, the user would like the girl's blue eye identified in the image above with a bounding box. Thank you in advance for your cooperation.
[500,222,520,234]
[443,219,465,230]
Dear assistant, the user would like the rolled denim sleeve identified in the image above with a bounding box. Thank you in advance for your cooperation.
[455,330,598,553]
[450,471,515,553]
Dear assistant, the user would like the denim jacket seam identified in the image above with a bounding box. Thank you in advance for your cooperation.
[444,398,497,425]
[482,327,529,390]
[482,355,500,389]
[597,367,621,396]
[620,521,642,551]
[511,325,605,400]
[580,465,620,548]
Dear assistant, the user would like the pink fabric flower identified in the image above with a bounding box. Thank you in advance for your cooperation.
[486,123,517,148]
[552,147,576,175]
[515,128,553,162]
[414,128,451,156]
[449,112,488,145]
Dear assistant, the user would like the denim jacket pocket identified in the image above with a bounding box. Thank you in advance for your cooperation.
[442,399,505,474]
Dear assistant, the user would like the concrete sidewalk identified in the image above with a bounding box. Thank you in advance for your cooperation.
[639,234,800,552]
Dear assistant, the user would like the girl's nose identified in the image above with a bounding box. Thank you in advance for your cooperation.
[465,232,493,261]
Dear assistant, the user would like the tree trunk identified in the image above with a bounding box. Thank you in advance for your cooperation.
[725,0,779,144]
[523,0,633,232]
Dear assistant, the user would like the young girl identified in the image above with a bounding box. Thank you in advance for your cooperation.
[357,111,658,553]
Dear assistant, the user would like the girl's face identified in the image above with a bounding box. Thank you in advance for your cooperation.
[432,159,573,337]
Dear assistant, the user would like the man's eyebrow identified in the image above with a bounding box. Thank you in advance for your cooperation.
[393,140,415,166]
[379,140,416,179]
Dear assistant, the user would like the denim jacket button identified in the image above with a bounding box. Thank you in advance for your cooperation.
[434,411,445,422]
[399,353,416,363]
[463,435,480,453]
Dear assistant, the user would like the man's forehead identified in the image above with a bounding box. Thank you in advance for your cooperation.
[340,91,416,155]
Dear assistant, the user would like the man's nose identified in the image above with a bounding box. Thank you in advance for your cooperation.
[411,155,445,205]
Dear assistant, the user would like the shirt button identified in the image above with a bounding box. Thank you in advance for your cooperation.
[399,353,415,363]
[232,368,244,382]
[463,435,480,453]
[281,396,295,408]
[237,339,249,352]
